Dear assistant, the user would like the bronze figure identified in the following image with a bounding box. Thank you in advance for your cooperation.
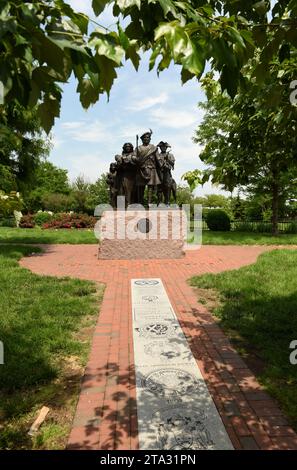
[106,162,118,208]
[135,130,161,206]
[115,143,136,207]
[157,141,177,206]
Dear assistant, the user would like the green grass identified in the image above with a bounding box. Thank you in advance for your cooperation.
[0,245,104,449]
[0,227,98,244]
[190,249,297,430]
[201,231,297,245]
[1,227,297,246]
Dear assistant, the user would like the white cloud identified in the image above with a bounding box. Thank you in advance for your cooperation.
[67,153,109,182]
[61,120,112,143]
[127,92,169,111]
[61,121,85,130]
[51,134,64,149]
[68,0,93,16]
[150,108,201,129]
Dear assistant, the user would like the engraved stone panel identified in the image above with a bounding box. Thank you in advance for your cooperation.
[131,278,234,450]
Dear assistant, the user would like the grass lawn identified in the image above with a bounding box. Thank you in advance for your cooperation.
[0,227,98,244]
[202,231,297,245]
[190,249,297,430]
[0,246,104,449]
[1,227,297,246]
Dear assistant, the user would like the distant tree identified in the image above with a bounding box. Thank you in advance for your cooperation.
[189,62,297,234]
[230,195,247,220]
[0,102,50,194]
[176,185,194,206]
[71,175,91,213]
[41,193,75,213]
[87,174,109,210]
[25,161,70,211]
[35,161,70,194]
[0,164,17,193]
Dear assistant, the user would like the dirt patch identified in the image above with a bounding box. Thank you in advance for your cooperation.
[194,287,221,312]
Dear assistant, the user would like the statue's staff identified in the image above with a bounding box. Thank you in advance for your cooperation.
[136,134,139,160]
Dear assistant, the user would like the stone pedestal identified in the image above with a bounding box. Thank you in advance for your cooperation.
[97,210,187,260]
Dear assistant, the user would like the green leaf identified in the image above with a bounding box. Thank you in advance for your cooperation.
[279,44,290,63]
[116,0,141,10]
[149,43,162,71]
[157,53,172,72]
[118,25,130,50]
[181,42,205,76]
[77,78,100,108]
[240,30,255,47]
[37,97,61,134]
[252,26,267,48]
[253,1,269,15]
[28,80,40,107]
[157,0,178,17]
[92,0,109,16]
[220,66,239,99]
[89,34,124,65]
[181,68,195,84]
[155,21,189,61]
[95,55,118,95]
[126,44,140,70]
[253,62,266,84]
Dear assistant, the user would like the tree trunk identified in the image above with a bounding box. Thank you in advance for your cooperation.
[271,170,279,236]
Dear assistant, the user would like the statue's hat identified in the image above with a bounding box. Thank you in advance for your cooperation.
[140,129,153,139]
[157,141,171,148]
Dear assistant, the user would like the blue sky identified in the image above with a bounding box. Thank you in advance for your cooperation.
[50,1,228,196]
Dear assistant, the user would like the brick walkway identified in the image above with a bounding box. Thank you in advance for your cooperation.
[20,245,297,450]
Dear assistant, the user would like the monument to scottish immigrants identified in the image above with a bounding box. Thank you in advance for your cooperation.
[99,130,186,260]
[106,130,177,208]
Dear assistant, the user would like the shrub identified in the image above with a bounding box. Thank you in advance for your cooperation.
[34,211,53,226]
[42,212,96,229]
[19,214,35,228]
[284,222,297,234]
[41,193,75,212]
[206,210,231,231]
[0,217,16,227]
[0,191,23,217]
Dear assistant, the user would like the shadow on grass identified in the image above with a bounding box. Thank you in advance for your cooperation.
[190,249,297,431]
[0,245,101,449]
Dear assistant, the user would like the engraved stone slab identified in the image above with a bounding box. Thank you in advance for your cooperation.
[131,278,233,450]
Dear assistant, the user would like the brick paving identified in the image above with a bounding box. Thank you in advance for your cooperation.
[20,244,297,450]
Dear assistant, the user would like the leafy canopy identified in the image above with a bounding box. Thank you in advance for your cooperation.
[1,1,297,132]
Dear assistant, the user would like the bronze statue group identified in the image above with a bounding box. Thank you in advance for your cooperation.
[107,130,177,208]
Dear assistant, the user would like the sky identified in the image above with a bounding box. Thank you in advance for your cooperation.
[50,1,228,197]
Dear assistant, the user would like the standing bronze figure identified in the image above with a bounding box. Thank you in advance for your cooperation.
[115,143,136,207]
[106,162,118,209]
[135,130,161,206]
[157,141,177,206]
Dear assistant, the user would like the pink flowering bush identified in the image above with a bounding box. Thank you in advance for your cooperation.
[42,212,96,229]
